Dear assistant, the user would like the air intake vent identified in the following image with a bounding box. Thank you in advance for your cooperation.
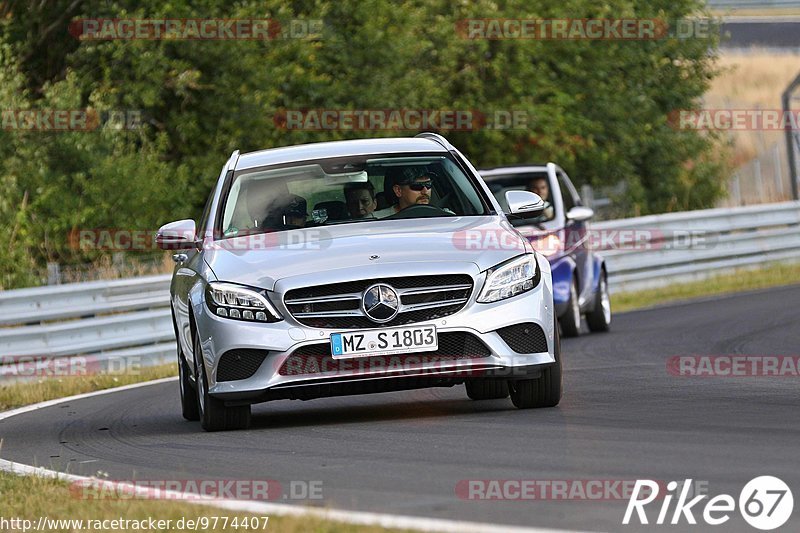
[217,349,269,381]
[496,323,548,354]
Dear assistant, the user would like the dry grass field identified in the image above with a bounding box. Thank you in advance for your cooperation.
[704,49,800,204]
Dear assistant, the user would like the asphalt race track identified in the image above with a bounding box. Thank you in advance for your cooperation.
[2,285,799,532]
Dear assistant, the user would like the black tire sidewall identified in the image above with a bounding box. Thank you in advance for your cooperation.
[179,350,200,421]
[586,270,611,332]
[559,277,581,337]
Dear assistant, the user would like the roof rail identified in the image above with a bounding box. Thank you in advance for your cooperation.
[414,132,454,151]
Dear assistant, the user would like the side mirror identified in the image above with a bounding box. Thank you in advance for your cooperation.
[156,219,197,250]
[566,206,594,222]
[505,190,545,218]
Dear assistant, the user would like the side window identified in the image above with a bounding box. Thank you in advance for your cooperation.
[556,171,577,213]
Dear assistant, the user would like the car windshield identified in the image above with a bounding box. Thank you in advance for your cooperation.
[484,171,556,224]
[219,154,487,238]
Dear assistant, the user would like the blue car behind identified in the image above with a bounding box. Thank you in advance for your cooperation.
[480,163,611,337]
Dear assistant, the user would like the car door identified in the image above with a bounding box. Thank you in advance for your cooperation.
[556,168,594,307]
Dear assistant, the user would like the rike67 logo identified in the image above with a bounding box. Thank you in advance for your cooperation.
[623,476,793,530]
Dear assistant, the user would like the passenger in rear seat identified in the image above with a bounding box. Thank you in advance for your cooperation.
[344,181,378,219]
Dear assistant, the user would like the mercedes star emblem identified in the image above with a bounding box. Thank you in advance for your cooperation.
[362,283,399,323]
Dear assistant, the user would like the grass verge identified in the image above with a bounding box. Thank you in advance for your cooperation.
[0,363,177,412]
[0,471,398,533]
[613,261,800,313]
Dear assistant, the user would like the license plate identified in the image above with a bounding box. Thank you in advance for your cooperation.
[330,325,438,359]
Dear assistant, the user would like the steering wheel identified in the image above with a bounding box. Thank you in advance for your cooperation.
[384,204,451,219]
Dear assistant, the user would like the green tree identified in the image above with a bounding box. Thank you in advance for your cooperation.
[0,0,725,288]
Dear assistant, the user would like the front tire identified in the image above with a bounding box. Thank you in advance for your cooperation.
[509,321,562,409]
[586,271,611,333]
[465,379,509,400]
[559,278,581,338]
[194,333,251,431]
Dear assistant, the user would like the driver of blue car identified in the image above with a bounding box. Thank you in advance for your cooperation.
[527,176,555,220]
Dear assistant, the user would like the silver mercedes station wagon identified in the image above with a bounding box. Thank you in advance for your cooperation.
[157,133,561,431]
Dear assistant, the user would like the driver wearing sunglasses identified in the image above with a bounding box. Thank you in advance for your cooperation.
[396,176,433,208]
[375,166,438,218]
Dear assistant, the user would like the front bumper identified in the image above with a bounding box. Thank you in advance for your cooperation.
[193,261,556,403]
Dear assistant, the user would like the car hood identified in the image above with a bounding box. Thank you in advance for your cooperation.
[202,216,531,290]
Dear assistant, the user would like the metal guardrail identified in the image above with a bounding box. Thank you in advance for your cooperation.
[0,276,174,381]
[595,201,800,292]
[0,274,170,326]
[0,201,798,381]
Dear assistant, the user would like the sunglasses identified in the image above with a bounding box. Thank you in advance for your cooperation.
[406,180,433,191]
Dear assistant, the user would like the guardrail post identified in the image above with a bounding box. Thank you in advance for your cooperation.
[46,262,61,285]
[754,158,763,202]
[773,143,784,197]
[782,71,800,201]
[731,173,741,206]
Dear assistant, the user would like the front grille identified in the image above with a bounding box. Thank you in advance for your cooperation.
[217,349,269,381]
[279,332,492,376]
[284,274,473,329]
[496,323,548,354]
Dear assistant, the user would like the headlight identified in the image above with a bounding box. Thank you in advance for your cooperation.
[532,234,563,257]
[477,254,541,303]
[205,282,282,322]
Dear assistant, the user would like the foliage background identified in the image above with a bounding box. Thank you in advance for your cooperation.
[0,0,725,289]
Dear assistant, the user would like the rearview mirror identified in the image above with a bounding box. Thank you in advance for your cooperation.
[505,190,545,218]
[566,206,594,222]
[156,219,197,250]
